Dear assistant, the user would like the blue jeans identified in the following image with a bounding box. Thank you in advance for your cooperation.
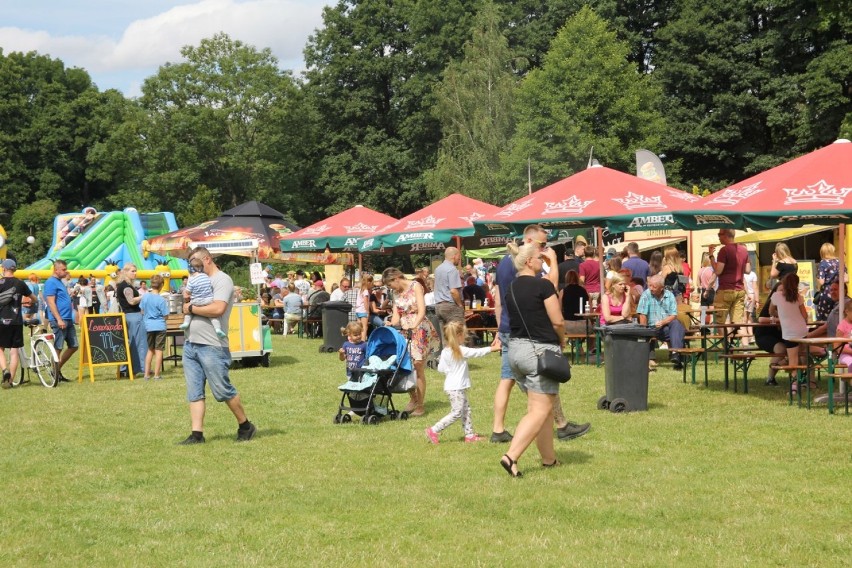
[499,331,513,380]
[650,319,686,360]
[124,312,148,376]
[183,341,237,403]
[50,319,78,350]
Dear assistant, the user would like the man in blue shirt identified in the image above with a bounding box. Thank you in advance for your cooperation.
[43,260,77,381]
[636,274,686,370]
[622,242,650,287]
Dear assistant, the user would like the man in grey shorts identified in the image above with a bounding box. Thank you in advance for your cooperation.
[433,247,465,326]
[179,246,256,444]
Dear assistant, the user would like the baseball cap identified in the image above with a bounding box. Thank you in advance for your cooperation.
[606,247,617,257]
[1,259,16,270]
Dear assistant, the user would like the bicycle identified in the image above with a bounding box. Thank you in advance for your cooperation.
[12,321,60,388]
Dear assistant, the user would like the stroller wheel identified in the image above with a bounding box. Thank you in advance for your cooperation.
[341,414,352,424]
[399,411,410,421]
[333,414,342,424]
[364,415,380,425]
[388,410,399,420]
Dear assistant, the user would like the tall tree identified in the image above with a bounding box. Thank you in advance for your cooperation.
[138,33,312,225]
[0,50,111,212]
[425,1,517,204]
[303,0,479,218]
[653,0,849,186]
[500,6,665,197]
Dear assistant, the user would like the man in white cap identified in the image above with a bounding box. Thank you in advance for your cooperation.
[0,258,37,388]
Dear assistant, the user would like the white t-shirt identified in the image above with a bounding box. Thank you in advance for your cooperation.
[771,289,807,340]
[744,271,757,296]
[437,345,492,391]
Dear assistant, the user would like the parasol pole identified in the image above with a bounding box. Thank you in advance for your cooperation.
[840,223,846,320]
[528,158,532,195]
[596,226,605,294]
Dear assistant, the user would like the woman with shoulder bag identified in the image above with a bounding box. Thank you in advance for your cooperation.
[500,242,566,478]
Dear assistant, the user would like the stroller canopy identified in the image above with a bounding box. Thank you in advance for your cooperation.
[365,327,413,375]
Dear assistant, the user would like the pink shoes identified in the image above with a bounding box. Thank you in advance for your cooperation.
[464,434,485,443]
[424,427,440,444]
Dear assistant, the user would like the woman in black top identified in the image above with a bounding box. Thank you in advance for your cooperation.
[115,264,146,377]
[500,241,565,478]
[559,270,589,335]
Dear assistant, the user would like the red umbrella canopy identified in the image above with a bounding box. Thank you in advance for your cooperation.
[474,166,701,236]
[277,205,397,252]
[359,193,509,253]
[674,139,852,229]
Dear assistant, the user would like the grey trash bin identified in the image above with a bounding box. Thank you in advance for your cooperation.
[320,301,352,353]
[597,324,658,412]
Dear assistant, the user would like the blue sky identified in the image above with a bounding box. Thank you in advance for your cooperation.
[0,0,331,97]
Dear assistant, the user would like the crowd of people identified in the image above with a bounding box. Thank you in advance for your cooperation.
[0,227,844,465]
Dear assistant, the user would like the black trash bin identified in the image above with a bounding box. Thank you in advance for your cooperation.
[596,324,658,412]
[320,301,352,353]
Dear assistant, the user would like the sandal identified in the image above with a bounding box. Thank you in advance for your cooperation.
[500,454,522,478]
[542,460,561,468]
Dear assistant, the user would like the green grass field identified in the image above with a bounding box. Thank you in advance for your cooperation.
[1,333,850,567]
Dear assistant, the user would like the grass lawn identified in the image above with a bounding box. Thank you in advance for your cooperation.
[1,333,850,567]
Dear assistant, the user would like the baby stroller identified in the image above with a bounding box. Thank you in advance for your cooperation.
[334,326,414,425]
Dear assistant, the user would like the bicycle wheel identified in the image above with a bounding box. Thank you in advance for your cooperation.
[33,339,59,388]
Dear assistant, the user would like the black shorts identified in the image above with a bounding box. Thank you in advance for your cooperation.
[0,325,25,349]
[147,331,167,351]
[754,332,783,354]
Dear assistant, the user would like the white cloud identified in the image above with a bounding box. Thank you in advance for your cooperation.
[0,0,328,92]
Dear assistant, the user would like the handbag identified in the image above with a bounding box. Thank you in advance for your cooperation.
[510,282,571,383]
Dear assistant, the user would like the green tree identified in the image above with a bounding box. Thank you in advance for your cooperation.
[425,1,517,204]
[0,50,115,212]
[501,6,665,197]
[303,0,479,218]
[653,0,848,186]
[6,199,59,267]
[138,33,311,224]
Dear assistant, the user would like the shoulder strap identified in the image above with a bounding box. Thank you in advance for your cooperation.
[509,280,540,356]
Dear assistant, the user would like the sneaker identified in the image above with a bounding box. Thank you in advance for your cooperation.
[765,377,778,386]
[178,434,205,445]
[236,421,257,442]
[424,427,440,444]
[216,328,227,338]
[58,373,71,383]
[464,434,485,443]
[557,421,591,441]
[490,430,513,443]
[648,360,658,369]
[178,322,189,330]
[153,376,162,381]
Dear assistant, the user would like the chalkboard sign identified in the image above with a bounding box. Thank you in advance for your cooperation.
[79,313,133,382]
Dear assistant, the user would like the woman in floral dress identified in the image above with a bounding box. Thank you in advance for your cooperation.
[383,267,440,417]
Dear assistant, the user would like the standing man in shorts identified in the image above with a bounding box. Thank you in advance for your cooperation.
[179,247,256,444]
[43,259,77,382]
[1,259,37,388]
[434,247,464,326]
[709,229,748,326]
[491,225,591,443]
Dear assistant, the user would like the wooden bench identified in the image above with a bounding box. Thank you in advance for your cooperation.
[719,352,777,394]
[823,373,852,414]
[669,347,706,385]
[465,327,498,345]
[771,364,814,408]
[564,333,594,365]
